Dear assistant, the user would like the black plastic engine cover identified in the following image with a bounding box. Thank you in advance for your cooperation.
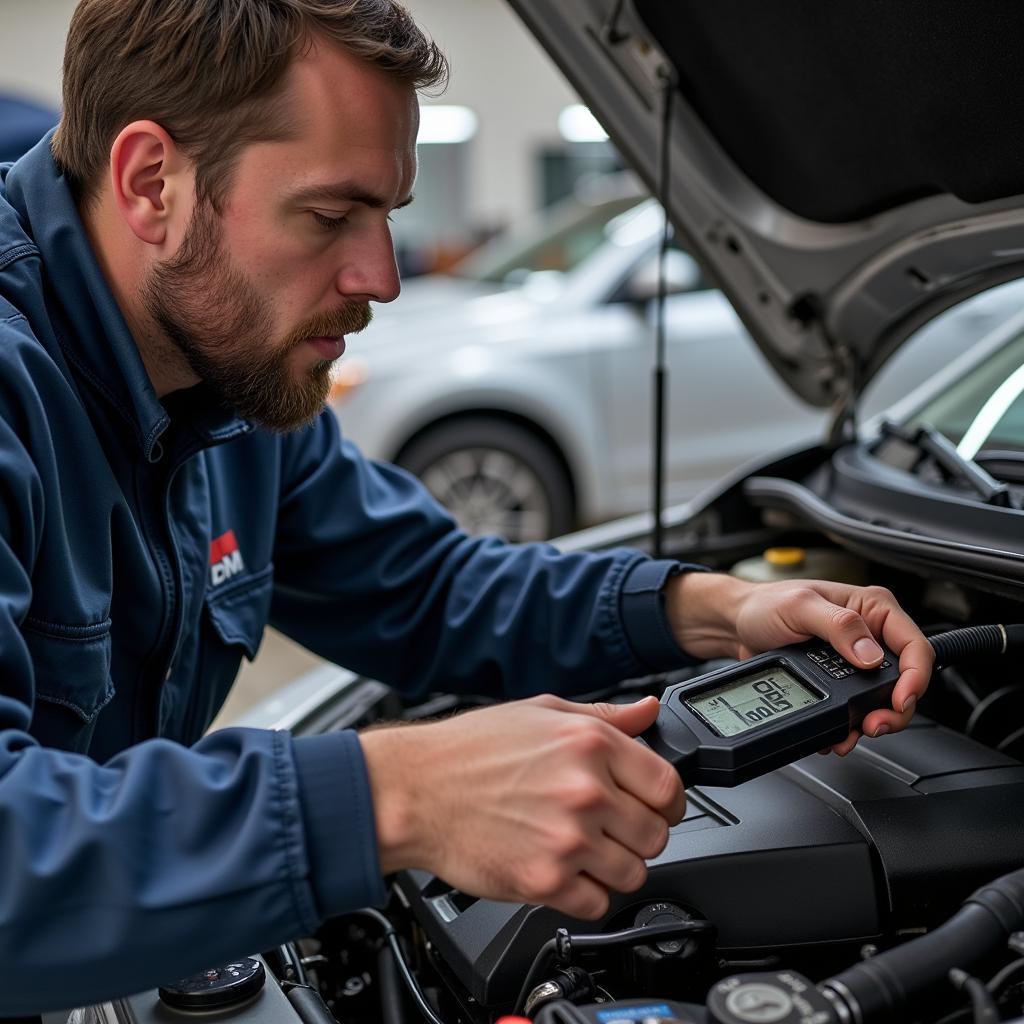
[395,717,1024,1007]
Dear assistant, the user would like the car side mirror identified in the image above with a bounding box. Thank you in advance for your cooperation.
[624,249,702,303]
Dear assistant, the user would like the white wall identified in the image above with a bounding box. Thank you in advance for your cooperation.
[0,0,77,106]
[407,0,578,227]
[0,0,580,227]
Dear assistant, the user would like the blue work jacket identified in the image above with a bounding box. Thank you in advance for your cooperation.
[0,135,692,1013]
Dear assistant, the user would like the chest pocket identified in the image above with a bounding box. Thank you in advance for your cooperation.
[205,563,275,660]
[25,617,114,752]
[183,564,275,739]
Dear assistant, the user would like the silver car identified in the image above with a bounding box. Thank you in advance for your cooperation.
[333,180,1024,541]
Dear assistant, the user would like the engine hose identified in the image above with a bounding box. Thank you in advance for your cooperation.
[347,908,448,1024]
[929,625,1024,670]
[277,943,308,986]
[821,866,1024,1023]
[948,968,999,1024]
[285,985,337,1024]
[378,942,411,1024]
[513,920,713,1015]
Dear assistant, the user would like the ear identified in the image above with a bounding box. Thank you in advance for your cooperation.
[108,120,190,247]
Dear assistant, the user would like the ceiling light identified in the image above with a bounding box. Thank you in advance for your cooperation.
[418,105,478,145]
[558,105,609,143]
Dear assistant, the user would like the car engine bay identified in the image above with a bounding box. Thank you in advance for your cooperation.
[107,438,1024,1024]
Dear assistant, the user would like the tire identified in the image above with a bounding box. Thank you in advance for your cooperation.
[396,417,575,542]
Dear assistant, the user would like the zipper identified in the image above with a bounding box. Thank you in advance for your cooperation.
[131,438,203,741]
[137,424,251,739]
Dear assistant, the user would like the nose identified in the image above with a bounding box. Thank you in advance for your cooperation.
[335,225,402,305]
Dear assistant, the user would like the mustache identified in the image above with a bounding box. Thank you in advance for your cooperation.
[287,304,374,346]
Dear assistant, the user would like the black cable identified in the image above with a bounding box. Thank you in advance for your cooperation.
[564,918,712,951]
[277,943,308,986]
[997,723,1024,755]
[965,684,1024,740]
[950,968,1000,1024]
[938,665,982,715]
[513,919,712,1015]
[986,957,1024,997]
[513,937,559,1018]
[933,1008,977,1024]
[601,0,629,44]
[378,942,411,1024]
[347,908,447,1024]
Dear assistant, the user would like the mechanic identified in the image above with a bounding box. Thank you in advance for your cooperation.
[0,0,934,1013]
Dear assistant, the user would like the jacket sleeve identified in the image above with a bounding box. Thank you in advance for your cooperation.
[269,412,699,698]
[0,411,381,1013]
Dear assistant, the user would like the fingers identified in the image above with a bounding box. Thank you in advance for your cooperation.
[516,699,678,917]
[546,873,612,921]
[541,797,670,918]
[602,789,673,860]
[795,588,883,668]
[579,833,649,896]
[861,696,917,739]
[573,694,662,737]
[550,694,686,821]
[829,729,861,756]
[782,585,933,739]
[860,588,933,712]
[549,832,659,920]
[855,589,932,737]
[607,735,686,824]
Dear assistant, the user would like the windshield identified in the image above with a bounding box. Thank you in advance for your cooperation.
[456,193,644,285]
[907,328,1024,457]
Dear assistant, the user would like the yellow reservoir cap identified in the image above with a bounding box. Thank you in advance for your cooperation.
[764,547,806,567]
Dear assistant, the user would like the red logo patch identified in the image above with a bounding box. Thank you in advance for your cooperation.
[209,530,245,586]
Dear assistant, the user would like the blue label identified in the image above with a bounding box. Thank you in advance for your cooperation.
[596,1006,673,1022]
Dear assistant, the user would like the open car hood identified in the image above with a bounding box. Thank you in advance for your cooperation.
[507,0,1024,414]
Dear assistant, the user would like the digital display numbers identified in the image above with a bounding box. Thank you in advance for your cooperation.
[685,667,823,738]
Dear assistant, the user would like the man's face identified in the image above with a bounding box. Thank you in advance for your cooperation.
[143,39,417,430]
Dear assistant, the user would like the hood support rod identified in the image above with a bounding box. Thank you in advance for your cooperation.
[651,63,677,559]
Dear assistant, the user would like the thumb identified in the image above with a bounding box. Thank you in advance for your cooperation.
[578,695,661,737]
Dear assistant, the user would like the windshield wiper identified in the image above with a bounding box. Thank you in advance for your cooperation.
[877,420,1018,509]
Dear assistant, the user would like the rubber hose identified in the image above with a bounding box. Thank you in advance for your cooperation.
[929,624,1024,668]
[822,867,1024,1023]
[378,943,410,1024]
[286,986,337,1024]
[931,626,1005,668]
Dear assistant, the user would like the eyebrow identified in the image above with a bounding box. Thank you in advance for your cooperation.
[288,183,415,211]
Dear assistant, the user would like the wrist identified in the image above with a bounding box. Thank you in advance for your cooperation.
[665,571,751,660]
[359,725,431,876]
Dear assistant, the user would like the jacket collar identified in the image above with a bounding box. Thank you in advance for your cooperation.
[2,133,252,460]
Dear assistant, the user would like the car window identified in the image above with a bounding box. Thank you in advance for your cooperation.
[456,193,644,285]
[907,328,1024,456]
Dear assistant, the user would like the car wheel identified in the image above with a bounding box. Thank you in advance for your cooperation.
[397,418,575,542]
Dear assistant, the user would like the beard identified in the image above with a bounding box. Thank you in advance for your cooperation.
[142,202,372,432]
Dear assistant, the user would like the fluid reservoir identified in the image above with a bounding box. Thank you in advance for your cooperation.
[729,546,867,585]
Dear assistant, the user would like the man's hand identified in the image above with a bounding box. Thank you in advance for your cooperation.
[359,694,684,920]
[665,573,933,754]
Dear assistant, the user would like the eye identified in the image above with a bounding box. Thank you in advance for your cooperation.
[312,211,347,231]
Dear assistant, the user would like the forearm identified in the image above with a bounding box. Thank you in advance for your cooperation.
[273,423,662,696]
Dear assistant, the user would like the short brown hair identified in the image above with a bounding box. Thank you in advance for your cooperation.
[52,0,447,209]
